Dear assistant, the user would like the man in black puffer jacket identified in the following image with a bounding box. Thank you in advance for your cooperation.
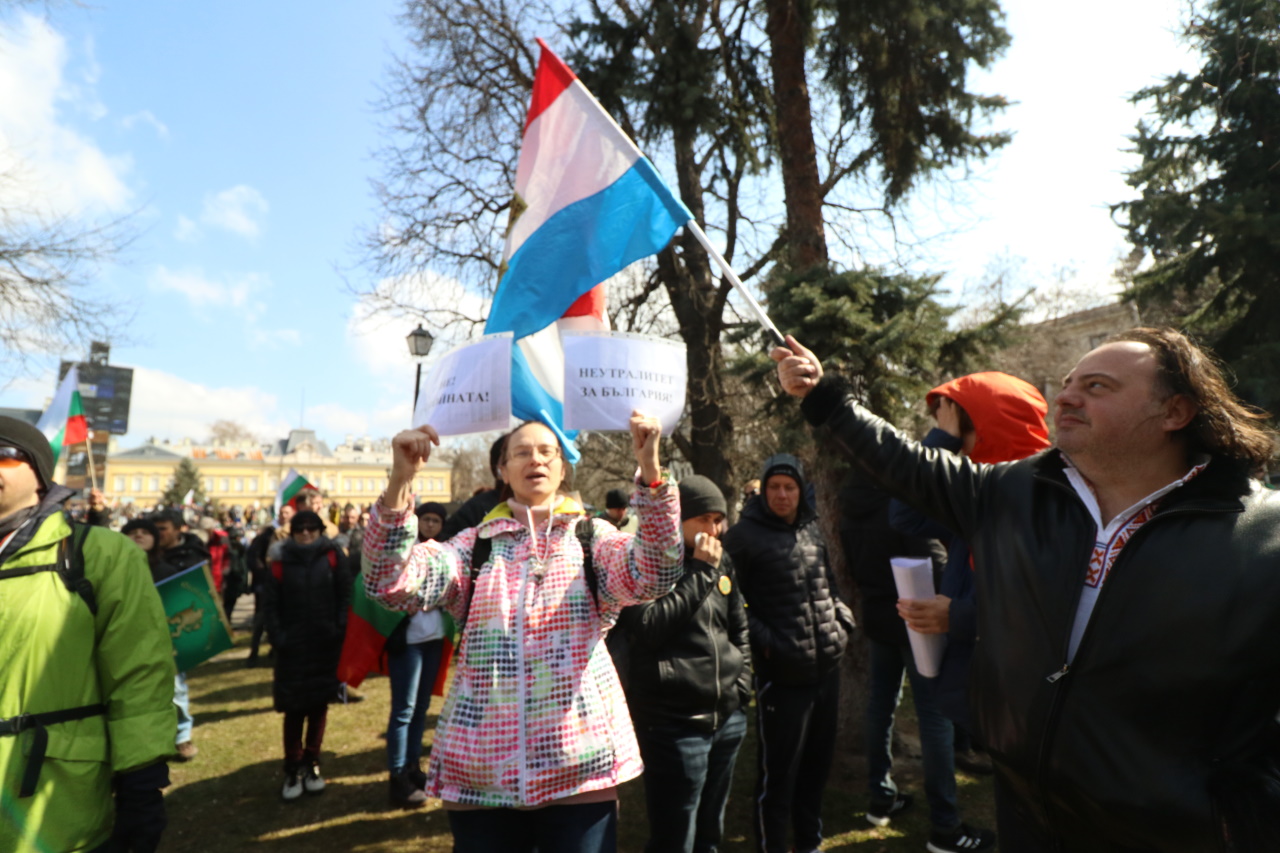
[724,454,854,853]
[775,328,1280,853]
[617,475,752,853]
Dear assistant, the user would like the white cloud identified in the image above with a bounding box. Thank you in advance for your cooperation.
[247,327,302,350]
[0,13,131,216]
[173,214,199,241]
[200,184,268,239]
[121,109,169,140]
[149,265,261,308]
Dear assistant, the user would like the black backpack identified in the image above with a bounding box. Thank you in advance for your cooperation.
[0,515,96,615]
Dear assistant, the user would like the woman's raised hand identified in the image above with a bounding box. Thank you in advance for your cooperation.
[629,410,662,484]
[385,425,440,511]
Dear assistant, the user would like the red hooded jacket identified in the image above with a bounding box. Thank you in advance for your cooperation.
[926,371,1050,464]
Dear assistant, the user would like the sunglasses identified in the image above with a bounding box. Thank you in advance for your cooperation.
[0,446,32,469]
[294,525,323,534]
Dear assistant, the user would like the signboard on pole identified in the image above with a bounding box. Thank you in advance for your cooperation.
[412,334,513,436]
[562,331,686,432]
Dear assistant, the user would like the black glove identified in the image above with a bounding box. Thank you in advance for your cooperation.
[111,761,169,853]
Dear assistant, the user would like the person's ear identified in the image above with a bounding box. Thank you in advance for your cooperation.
[1162,394,1198,433]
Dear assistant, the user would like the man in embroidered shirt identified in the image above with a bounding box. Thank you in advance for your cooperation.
[773,327,1280,853]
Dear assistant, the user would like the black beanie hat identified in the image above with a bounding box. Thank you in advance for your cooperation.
[678,475,726,521]
[415,501,447,521]
[290,510,323,533]
[121,517,161,546]
[760,453,805,489]
[605,488,629,510]
[0,415,55,489]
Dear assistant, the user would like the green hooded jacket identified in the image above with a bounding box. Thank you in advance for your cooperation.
[0,495,177,852]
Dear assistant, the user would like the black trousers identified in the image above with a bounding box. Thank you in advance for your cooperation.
[753,665,840,853]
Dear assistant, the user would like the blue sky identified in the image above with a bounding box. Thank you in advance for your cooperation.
[0,0,1194,450]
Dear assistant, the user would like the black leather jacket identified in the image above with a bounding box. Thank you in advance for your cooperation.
[615,552,752,733]
[723,493,853,687]
[803,377,1280,853]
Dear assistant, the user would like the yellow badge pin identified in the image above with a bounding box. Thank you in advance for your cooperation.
[718,574,732,595]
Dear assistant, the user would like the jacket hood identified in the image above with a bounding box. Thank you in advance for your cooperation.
[745,453,815,528]
[477,494,586,533]
[0,483,76,561]
[926,372,1050,464]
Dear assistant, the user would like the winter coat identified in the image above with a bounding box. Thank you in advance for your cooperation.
[362,483,683,808]
[615,550,752,733]
[163,532,210,573]
[838,471,944,648]
[266,537,351,713]
[723,478,853,687]
[0,486,177,853]
[803,375,1280,853]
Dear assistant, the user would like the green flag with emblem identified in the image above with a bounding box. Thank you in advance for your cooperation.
[156,562,234,671]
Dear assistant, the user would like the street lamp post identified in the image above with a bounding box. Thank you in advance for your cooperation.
[406,324,435,413]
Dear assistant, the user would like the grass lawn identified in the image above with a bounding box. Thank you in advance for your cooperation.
[165,631,994,852]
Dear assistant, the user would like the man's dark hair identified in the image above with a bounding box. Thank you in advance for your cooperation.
[152,510,184,530]
[1107,327,1277,469]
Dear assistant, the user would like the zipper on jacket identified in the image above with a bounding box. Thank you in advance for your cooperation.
[711,597,721,730]
[1045,664,1069,683]
[515,529,531,805]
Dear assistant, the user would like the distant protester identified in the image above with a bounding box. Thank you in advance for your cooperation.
[265,510,351,801]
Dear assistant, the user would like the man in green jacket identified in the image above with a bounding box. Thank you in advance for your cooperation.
[0,416,177,852]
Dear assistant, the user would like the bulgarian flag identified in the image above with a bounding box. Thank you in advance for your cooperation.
[337,575,454,696]
[36,366,89,466]
[274,467,312,516]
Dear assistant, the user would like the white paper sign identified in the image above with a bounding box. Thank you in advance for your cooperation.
[562,331,687,432]
[890,556,948,678]
[412,334,513,436]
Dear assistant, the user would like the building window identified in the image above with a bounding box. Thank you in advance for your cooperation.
[268,477,277,491]
[219,478,229,493]
[248,478,258,492]
[149,477,159,492]
[326,477,335,491]
[113,475,125,492]
[366,479,375,492]
[234,478,243,492]
[204,478,213,492]
[343,478,350,491]
[132,476,142,492]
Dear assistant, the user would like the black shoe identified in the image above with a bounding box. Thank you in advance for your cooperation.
[954,747,994,775]
[389,771,427,808]
[866,792,913,827]
[406,763,427,790]
[926,823,996,853]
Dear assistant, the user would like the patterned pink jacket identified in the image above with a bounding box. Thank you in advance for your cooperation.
[362,482,683,807]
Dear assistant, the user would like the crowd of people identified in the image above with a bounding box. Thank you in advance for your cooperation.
[3,325,1280,853]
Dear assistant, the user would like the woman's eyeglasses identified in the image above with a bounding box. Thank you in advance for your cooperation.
[0,446,32,469]
[509,445,561,463]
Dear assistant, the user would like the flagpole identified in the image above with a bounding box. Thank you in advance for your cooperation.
[84,432,98,491]
[684,220,786,346]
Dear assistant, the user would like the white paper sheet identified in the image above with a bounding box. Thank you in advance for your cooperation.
[890,556,948,678]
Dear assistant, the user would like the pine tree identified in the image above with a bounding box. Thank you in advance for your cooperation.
[161,458,207,507]
[1117,0,1280,412]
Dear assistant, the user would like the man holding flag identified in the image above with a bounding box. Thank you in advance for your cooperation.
[0,416,176,852]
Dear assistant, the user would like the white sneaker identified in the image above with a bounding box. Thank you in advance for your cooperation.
[281,769,303,801]
[303,763,326,795]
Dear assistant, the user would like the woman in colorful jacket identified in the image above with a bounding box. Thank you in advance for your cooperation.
[364,411,683,853]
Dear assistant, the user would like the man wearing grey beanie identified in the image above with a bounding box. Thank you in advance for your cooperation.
[613,475,752,853]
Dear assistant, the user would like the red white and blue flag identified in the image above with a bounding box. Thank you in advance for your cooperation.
[484,40,692,459]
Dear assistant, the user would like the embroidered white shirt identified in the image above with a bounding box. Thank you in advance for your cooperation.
[1061,454,1208,661]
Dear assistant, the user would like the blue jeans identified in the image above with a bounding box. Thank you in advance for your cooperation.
[174,672,193,744]
[634,709,748,853]
[386,639,444,773]
[866,639,959,831]
[447,800,618,852]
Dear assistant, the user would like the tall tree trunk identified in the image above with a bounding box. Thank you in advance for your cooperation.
[660,125,736,505]
[765,0,828,272]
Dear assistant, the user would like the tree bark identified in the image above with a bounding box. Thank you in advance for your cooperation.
[764,0,828,272]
